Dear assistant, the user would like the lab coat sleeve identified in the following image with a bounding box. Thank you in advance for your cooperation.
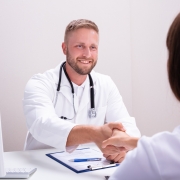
[109,126,180,180]
[105,78,141,137]
[23,74,76,151]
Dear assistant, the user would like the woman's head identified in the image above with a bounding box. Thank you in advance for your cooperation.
[167,13,180,101]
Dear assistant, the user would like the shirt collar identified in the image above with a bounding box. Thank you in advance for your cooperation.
[54,61,97,87]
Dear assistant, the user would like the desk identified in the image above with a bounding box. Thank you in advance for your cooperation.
[2,148,118,180]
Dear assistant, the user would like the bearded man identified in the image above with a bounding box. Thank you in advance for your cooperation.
[23,19,141,163]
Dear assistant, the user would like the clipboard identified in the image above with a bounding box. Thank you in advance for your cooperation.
[46,148,119,173]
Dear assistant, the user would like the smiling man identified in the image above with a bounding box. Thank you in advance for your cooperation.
[23,19,141,163]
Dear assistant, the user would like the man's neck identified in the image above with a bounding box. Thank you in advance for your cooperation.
[65,63,87,86]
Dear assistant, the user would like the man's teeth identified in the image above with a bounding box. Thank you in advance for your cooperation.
[79,60,90,64]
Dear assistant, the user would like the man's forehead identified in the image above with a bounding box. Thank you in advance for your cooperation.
[74,41,98,45]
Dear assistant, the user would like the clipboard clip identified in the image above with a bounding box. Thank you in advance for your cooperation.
[87,163,118,171]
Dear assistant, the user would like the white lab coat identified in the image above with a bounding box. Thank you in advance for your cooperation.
[23,61,141,151]
[110,125,180,180]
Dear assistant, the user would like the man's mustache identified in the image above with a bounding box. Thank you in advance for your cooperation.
[76,58,94,61]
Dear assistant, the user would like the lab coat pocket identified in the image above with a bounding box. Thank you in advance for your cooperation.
[89,105,107,125]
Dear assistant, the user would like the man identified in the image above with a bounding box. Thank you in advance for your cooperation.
[23,19,140,162]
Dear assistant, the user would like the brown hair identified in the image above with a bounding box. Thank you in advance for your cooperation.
[64,19,99,42]
[166,13,180,101]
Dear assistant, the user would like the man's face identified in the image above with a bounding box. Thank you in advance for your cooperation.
[63,28,99,75]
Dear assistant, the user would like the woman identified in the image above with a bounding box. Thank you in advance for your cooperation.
[102,12,180,180]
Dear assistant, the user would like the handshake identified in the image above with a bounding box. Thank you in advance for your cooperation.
[67,122,139,163]
[95,122,139,163]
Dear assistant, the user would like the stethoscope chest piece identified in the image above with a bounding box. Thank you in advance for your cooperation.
[89,108,96,118]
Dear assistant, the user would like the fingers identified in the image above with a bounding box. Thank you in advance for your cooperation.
[114,155,125,163]
[102,137,117,148]
[118,147,127,151]
[101,145,120,155]
[113,153,126,163]
[102,139,110,148]
[108,122,126,132]
[104,151,126,163]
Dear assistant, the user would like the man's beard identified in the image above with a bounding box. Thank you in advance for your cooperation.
[66,49,97,75]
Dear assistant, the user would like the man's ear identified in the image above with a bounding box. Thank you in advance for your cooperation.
[62,42,67,55]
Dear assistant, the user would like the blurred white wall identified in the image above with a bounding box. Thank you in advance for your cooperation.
[0,0,132,151]
[131,0,180,136]
[0,0,180,151]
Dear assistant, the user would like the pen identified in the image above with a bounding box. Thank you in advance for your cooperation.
[69,158,102,162]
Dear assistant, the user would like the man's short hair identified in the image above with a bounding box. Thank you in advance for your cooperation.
[64,19,99,42]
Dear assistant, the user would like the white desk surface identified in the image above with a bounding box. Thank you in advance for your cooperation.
[2,148,118,180]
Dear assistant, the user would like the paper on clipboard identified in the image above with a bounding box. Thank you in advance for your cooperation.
[46,148,119,173]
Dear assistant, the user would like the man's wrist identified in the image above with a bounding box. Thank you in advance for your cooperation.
[90,126,102,143]
[66,125,99,147]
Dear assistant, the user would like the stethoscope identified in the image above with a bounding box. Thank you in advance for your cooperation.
[54,62,96,120]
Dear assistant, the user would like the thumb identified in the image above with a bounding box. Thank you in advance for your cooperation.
[109,122,126,132]
[102,138,112,148]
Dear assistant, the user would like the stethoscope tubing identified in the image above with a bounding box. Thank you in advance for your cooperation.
[54,62,96,120]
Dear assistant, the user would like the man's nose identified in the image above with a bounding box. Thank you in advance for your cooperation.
[82,48,91,58]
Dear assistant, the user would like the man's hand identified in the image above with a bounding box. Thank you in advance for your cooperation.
[102,130,130,154]
[100,122,126,140]
[94,122,125,150]
[101,130,129,163]
[93,122,127,163]
[102,129,139,152]
[103,151,126,163]
[66,122,125,148]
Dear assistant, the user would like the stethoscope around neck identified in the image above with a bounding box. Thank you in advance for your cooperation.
[54,62,96,120]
